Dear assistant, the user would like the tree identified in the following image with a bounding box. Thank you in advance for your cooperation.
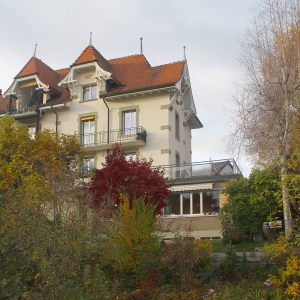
[228,0,300,236]
[0,116,105,299]
[220,169,281,243]
[103,194,161,291]
[88,144,171,216]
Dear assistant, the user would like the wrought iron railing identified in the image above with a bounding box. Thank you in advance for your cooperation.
[160,159,242,180]
[79,126,147,147]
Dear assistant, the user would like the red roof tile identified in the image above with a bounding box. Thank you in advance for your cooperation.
[72,45,111,72]
[0,94,16,114]
[103,54,185,97]
[15,57,63,94]
[1,45,185,110]
[56,67,71,82]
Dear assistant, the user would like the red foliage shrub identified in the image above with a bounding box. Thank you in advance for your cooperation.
[88,144,171,215]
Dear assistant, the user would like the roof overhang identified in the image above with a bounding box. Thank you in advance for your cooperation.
[39,102,71,111]
[103,86,173,101]
[59,61,112,98]
[4,75,50,97]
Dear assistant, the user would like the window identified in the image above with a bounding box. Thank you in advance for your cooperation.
[164,190,220,216]
[164,194,180,216]
[83,85,97,101]
[175,153,180,178]
[123,110,136,134]
[175,112,180,139]
[82,157,94,176]
[28,125,36,139]
[81,116,95,146]
[125,152,136,161]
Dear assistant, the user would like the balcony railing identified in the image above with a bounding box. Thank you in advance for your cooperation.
[160,159,242,180]
[10,100,39,115]
[79,126,147,147]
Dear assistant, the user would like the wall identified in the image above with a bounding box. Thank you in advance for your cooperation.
[160,215,222,239]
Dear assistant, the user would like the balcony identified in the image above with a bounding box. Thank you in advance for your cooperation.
[161,159,242,181]
[9,100,39,116]
[79,126,147,151]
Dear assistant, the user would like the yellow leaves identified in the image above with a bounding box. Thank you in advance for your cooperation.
[286,282,300,299]
[264,235,290,259]
[265,236,300,300]
[34,273,40,280]
[193,239,213,255]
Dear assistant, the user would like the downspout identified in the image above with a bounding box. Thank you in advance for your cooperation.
[103,98,110,156]
[51,104,59,132]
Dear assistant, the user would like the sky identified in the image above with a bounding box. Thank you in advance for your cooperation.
[0,0,257,177]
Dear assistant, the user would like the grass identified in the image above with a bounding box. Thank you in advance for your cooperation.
[211,240,270,253]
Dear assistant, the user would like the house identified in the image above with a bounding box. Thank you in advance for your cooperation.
[0,42,242,238]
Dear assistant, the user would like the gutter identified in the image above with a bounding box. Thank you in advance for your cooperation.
[51,104,59,132]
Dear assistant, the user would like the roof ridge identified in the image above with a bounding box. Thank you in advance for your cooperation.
[151,60,185,68]
[72,45,90,65]
[35,57,59,75]
[14,57,35,78]
[15,56,59,79]
[55,67,70,72]
[108,53,143,61]
[108,54,152,68]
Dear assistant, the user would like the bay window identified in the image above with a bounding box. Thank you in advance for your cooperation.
[164,190,220,216]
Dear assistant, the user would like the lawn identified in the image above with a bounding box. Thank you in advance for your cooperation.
[211,239,270,253]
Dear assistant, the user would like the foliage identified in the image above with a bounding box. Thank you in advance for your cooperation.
[220,169,281,243]
[103,194,162,291]
[0,116,110,299]
[228,0,300,236]
[265,235,300,299]
[88,143,171,216]
[160,236,213,292]
[219,245,237,280]
[211,240,266,253]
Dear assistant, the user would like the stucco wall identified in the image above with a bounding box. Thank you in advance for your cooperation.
[160,215,222,238]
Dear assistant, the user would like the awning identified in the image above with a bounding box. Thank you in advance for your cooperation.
[171,183,213,192]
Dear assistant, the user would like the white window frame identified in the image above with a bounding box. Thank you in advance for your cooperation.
[81,116,95,146]
[123,110,136,135]
[28,125,36,139]
[82,157,95,176]
[164,190,220,217]
[83,85,97,101]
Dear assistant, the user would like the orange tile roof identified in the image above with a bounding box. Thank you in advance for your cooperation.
[56,67,71,82]
[1,45,185,111]
[0,94,16,114]
[103,54,185,97]
[15,57,63,94]
[72,45,111,72]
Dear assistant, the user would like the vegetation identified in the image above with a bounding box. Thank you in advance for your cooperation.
[228,0,300,236]
[1,117,299,299]
[88,143,171,216]
[220,169,281,243]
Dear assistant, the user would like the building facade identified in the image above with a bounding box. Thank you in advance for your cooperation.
[0,43,242,238]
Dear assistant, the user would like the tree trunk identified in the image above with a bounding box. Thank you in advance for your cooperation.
[281,154,293,238]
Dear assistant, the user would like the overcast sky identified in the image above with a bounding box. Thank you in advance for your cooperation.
[0,0,257,176]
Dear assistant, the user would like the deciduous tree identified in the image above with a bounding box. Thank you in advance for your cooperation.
[220,169,281,243]
[88,144,171,216]
[229,0,300,236]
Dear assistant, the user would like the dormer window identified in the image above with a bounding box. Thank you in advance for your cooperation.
[83,85,97,101]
